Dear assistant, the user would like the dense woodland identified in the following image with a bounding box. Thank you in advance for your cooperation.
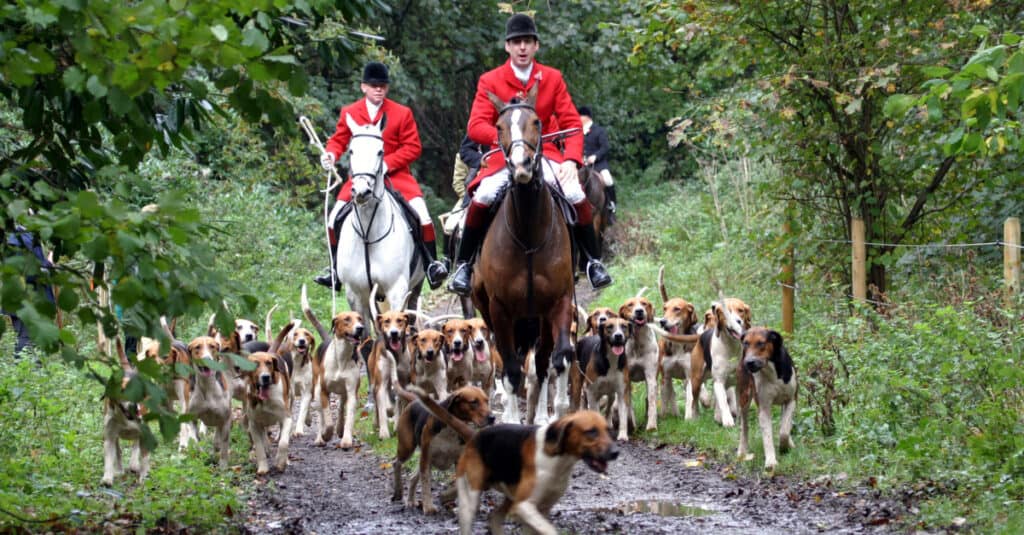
[1,1,1022,532]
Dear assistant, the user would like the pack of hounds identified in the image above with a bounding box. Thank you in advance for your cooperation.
[103,269,798,534]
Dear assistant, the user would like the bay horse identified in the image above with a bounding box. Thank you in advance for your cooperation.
[471,88,576,425]
[580,163,609,256]
[336,113,424,329]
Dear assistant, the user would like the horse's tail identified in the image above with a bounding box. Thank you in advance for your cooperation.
[301,284,330,344]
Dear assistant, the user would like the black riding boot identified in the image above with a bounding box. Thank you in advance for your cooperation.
[424,239,449,290]
[574,224,612,289]
[448,225,485,297]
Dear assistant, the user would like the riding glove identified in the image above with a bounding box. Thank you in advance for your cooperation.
[320,152,336,170]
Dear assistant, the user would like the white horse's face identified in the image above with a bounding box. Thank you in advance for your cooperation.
[345,113,385,205]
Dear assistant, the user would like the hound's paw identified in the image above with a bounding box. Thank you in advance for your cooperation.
[422,502,438,515]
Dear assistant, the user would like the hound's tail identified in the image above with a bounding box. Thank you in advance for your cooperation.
[301,284,330,344]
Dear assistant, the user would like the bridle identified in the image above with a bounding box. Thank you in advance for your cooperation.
[496,102,542,176]
[347,132,385,193]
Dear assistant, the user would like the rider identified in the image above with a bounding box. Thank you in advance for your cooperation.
[578,106,617,219]
[316,61,448,290]
[447,13,612,296]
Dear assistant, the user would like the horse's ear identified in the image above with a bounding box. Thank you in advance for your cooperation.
[487,91,505,113]
[376,112,387,132]
[525,83,539,106]
[345,113,359,132]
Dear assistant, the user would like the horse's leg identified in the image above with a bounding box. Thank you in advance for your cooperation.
[492,315,521,425]
[548,298,575,418]
[532,334,553,426]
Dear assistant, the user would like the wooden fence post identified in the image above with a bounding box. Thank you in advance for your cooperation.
[851,218,866,302]
[1006,217,1021,303]
[781,210,794,334]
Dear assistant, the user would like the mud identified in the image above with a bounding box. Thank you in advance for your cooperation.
[245,287,902,534]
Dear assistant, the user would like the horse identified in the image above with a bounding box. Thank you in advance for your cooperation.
[335,113,424,330]
[470,87,576,425]
[580,163,609,257]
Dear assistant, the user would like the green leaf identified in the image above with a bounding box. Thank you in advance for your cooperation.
[86,75,108,98]
[1002,33,1021,46]
[57,288,79,312]
[920,66,952,78]
[264,54,298,65]
[883,94,915,118]
[969,24,990,39]
[210,24,229,42]
[224,352,256,372]
[1009,51,1024,74]
[62,67,87,91]
[27,44,56,74]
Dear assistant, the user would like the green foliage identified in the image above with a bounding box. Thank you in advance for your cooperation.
[602,171,1024,532]
[0,0,382,441]
[619,0,1024,293]
[0,354,251,531]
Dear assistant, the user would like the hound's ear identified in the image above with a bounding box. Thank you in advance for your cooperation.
[618,304,629,319]
[626,321,634,337]
[688,305,698,327]
[487,91,505,113]
[587,312,600,333]
[645,300,654,318]
[404,312,418,327]
[742,306,752,329]
[768,330,783,354]
[545,420,573,455]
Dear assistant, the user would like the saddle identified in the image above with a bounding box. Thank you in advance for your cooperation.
[331,185,426,279]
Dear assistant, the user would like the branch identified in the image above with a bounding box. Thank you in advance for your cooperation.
[899,155,956,232]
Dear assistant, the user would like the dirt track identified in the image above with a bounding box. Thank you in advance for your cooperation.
[244,287,902,534]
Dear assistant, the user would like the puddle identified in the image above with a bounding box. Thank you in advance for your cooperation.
[601,500,716,518]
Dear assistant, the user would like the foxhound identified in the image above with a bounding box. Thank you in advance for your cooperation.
[102,341,151,486]
[442,318,475,393]
[243,351,294,475]
[186,335,233,468]
[737,327,798,472]
[393,386,492,514]
[409,388,618,535]
[688,298,751,426]
[412,328,448,401]
[573,316,633,441]
[657,297,700,417]
[279,326,320,437]
[366,309,414,439]
[620,295,660,432]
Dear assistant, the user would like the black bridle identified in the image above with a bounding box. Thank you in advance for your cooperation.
[496,102,543,175]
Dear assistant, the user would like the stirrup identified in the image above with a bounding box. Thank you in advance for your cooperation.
[586,259,612,290]
[448,262,473,297]
[426,260,449,290]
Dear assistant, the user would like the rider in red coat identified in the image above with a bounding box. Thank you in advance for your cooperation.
[447,13,612,296]
[316,62,448,290]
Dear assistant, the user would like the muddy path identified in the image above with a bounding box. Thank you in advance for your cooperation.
[244,287,903,534]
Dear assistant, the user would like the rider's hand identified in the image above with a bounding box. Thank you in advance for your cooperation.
[320,152,336,171]
[587,155,597,165]
[381,160,389,176]
[557,161,578,183]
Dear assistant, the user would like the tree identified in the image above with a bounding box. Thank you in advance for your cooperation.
[0,0,379,446]
[622,1,1021,292]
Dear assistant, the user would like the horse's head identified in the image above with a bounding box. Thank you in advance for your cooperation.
[488,84,541,185]
[345,113,387,205]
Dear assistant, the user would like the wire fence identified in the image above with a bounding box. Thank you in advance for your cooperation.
[813,238,1023,249]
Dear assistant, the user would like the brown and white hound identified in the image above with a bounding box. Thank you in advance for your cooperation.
[572,317,633,441]
[102,340,152,486]
[243,350,294,475]
[409,388,619,535]
[393,386,492,514]
[737,327,797,473]
[278,326,320,437]
[412,328,448,401]
[366,308,415,439]
[620,295,661,433]
[185,335,233,468]
[657,297,700,417]
[688,298,751,426]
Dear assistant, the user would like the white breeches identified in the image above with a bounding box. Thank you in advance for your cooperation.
[329,196,432,227]
[600,169,614,187]
[473,158,585,206]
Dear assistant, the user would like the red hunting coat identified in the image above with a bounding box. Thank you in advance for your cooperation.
[466,59,583,193]
[325,98,423,202]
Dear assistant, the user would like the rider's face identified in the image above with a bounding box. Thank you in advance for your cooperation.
[361,83,389,106]
[505,37,539,70]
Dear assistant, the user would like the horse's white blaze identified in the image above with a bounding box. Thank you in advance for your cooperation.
[509,108,526,165]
